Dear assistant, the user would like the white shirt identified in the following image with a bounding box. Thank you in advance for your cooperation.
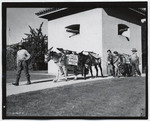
[17,49,31,63]
[130,52,139,62]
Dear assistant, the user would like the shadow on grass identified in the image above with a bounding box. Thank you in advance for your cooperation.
[31,79,53,84]
[29,75,108,85]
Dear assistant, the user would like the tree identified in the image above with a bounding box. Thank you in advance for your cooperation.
[22,22,48,70]
[6,46,17,70]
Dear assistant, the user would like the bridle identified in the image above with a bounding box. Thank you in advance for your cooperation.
[45,52,52,62]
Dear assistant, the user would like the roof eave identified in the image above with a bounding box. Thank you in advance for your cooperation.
[37,8,146,20]
[37,8,68,19]
[129,8,146,16]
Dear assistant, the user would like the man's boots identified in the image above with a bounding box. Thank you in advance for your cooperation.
[26,77,31,85]
[12,77,19,86]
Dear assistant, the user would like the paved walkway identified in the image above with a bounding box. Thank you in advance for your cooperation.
[6,74,145,96]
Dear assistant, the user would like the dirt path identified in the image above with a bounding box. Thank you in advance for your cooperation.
[6,76,113,96]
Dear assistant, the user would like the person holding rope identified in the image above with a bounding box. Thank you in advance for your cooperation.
[107,50,115,76]
[12,43,31,86]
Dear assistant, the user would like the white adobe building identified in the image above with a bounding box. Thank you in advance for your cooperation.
[36,8,146,76]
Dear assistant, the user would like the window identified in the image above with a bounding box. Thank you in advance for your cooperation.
[118,24,130,41]
[65,24,80,38]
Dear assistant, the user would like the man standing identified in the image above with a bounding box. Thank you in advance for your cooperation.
[129,48,141,77]
[113,51,121,77]
[107,50,115,76]
[12,43,31,86]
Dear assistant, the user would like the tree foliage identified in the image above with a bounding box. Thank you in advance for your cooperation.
[6,47,17,70]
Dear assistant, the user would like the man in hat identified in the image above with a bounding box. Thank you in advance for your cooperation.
[12,43,31,86]
[107,50,115,76]
[113,51,122,77]
[129,48,141,77]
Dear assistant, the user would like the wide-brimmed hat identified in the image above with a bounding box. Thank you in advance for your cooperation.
[131,48,137,52]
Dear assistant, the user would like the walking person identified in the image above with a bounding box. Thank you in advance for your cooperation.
[12,43,31,86]
[129,48,141,77]
[107,50,115,76]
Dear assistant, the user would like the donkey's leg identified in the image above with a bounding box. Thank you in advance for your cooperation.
[73,66,78,80]
[53,69,59,82]
[94,65,98,77]
[116,67,120,77]
[59,66,64,76]
[83,66,87,80]
[81,66,83,76]
[99,63,104,77]
[89,66,94,78]
[62,66,68,81]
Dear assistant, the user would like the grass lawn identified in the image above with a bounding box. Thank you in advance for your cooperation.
[6,70,55,83]
[6,76,146,117]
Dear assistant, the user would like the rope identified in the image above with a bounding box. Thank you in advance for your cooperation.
[113,57,120,64]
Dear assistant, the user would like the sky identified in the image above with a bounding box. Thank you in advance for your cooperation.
[7,8,48,45]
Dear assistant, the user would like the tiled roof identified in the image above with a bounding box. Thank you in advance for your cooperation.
[35,7,146,17]
[35,8,67,16]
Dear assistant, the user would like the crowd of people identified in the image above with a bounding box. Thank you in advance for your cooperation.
[107,48,141,77]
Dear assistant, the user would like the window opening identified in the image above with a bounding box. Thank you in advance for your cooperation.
[65,24,80,38]
[118,24,130,41]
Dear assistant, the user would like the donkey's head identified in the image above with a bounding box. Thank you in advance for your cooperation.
[44,47,53,63]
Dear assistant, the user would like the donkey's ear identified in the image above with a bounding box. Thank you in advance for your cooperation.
[49,47,53,51]
[57,48,66,54]
[47,47,53,53]
[57,48,63,51]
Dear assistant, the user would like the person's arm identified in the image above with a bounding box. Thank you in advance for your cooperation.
[24,50,31,61]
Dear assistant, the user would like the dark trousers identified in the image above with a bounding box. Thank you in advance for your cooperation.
[16,60,30,80]
[131,61,141,76]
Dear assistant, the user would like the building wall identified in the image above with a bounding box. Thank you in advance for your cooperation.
[47,8,103,74]
[102,9,142,75]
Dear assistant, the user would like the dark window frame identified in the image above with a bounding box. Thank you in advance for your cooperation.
[65,24,80,38]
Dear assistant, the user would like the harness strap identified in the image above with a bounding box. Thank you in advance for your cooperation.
[113,57,120,64]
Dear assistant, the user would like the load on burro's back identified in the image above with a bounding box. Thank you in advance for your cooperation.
[44,47,103,82]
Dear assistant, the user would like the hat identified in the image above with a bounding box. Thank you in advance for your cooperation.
[113,51,118,55]
[131,48,137,52]
[107,49,111,53]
